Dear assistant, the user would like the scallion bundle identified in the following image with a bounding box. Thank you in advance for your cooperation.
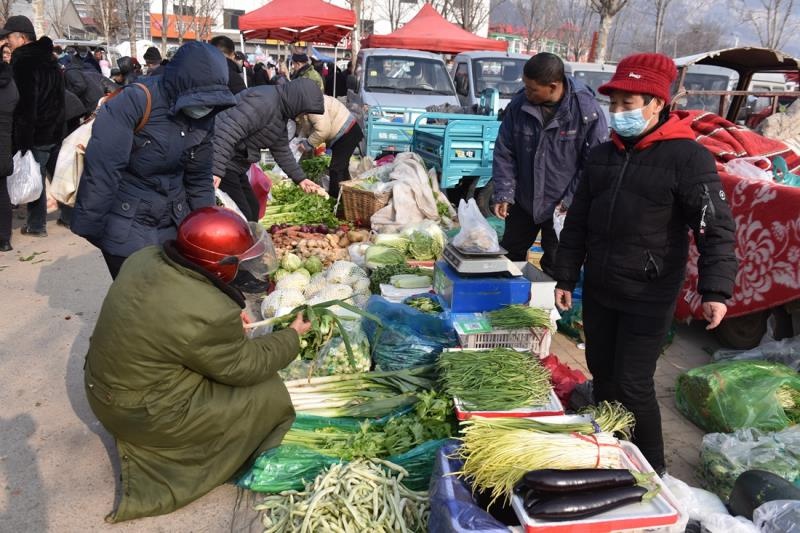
[456,429,624,506]
[487,305,552,330]
[438,348,552,410]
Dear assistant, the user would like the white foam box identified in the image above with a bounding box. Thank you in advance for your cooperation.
[515,262,557,310]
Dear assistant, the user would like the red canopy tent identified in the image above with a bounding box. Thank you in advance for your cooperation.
[238,0,356,44]
[361,4,507,54]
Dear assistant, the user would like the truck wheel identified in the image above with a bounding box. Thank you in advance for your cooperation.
[714,311,768,350]
[475,181,494,217]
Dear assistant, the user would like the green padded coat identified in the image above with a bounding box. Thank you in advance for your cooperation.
[84,243,300,522]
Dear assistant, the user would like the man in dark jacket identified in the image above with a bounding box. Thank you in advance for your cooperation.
[210,36,246,94]
[492,53,607,269]
[212,78,325,206]
[71,42,237,278]
[64,53,106,116]
[116,56,141,86]
[2,16,65,237]
[143,46,164,76]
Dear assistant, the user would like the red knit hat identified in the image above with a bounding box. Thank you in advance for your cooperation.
[598,53,677,103]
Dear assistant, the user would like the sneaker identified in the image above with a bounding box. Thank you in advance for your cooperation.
[21,226,48,237]
[0,239,11,252]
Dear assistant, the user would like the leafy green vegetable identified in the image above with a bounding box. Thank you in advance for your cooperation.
[300,156,331,183]
[365,245,407,269]
[390,274,432,289]
[369,264,423,293]
[401,222,446,259]
[405,296,443,314]
[261,180,341,229]
[407,231,436,260]
[487,305,553,330]
[373,233,410,253]
[304,256,323,275]
[281,252,303,272]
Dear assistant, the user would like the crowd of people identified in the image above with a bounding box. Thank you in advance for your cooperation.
[0,15,359,276]
[0,11,742,524]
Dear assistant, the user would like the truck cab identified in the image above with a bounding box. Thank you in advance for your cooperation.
[450,51,529,111]
[347,48,459,110]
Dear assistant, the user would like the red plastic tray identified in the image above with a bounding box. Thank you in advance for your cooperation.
[454,388,564,421]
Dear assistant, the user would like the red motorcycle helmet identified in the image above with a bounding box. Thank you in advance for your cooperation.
[176,207,272,283]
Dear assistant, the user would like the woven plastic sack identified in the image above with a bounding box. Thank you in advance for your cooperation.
[7,151,42,205]
[675,360,800,433]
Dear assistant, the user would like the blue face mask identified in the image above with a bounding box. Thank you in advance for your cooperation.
[609,107,652,138]
[183,105,213,119]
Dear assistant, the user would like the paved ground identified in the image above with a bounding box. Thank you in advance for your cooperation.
[0,210,720,532]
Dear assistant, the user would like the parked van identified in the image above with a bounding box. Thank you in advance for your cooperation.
[347,48,459,110]
[565,62,616,102]
[450,51,529,110]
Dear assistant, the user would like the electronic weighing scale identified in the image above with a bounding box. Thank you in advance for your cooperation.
[442,243,522,277]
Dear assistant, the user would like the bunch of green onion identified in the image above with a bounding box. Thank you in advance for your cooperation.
[487,305,552,330]
[285,365,437,418]
[438,348,552,410]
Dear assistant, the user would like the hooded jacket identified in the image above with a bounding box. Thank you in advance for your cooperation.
[64,55,106,115]
[224,56,246,95]
[0,63,19,177]
[212,78,324,181]
[492,77,607,224]
[71,42,236,258]
[117,56,140,86]
[291,63,324,92]
[552,113,738,311]
[84,243,300,522]
[296,94,356,149]
[10,36,65,151]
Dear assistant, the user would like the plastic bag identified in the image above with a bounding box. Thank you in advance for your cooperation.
[701,514,759,533]
[429,441,510,533]
[553,206,567,241]
[280,320,371,380]
[7,151,43,205]
[348,243,370,268]
[675,360,800,433]
[363,296,458,371]
[214,188,247,220]
[541,355,587,406]
[247,163,271,219]
[753,500,800,533]
[724,156,773,181]
[452,198,500,253]
[713,334,800,371]
[51,120,93,206]
[661,474,728,523]
[699,426,800,500]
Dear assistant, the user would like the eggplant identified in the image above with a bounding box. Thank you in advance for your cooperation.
[521,469,645,494]
[524,485,650,521]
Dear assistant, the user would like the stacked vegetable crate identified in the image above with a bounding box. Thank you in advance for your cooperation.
[453,307,558,359]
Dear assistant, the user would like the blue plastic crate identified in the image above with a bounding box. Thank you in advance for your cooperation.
[433,260,531,313]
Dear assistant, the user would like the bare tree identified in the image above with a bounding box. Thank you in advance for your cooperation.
[559,0,597,60]
[668,20,731,57]
[512,0,556,53]
[193,0,221,42]
[450,0,492,32]
[377,0,416,31]
[44,0,70,38]
[651,0,674,52]
[173,0,193,45]
[740,0,797,49]
[119,0,147,58]
[350,0,362,57]
[161,0,168,54]
[0,0,12,27]
[589,0,629,61]
[88,0,121,49]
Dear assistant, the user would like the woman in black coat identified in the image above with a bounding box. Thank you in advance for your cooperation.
[0,44,19,251]
[552,53,738,474]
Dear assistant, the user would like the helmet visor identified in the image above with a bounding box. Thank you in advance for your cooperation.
[236,223,278,280]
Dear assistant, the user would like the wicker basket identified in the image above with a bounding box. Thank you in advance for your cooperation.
[340,179,391,224]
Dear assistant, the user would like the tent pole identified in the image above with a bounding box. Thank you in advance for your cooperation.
[240,32,248,87]
[333,44,338,96]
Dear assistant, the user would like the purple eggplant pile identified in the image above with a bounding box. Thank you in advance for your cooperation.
[515,468,659,521]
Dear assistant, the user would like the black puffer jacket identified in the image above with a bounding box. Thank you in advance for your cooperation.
[0,62,19,177]
[212,78,324,181]
[11,36,65,151]
[225,57,246,95]
[552,113,737,311]
[64,55,106,114]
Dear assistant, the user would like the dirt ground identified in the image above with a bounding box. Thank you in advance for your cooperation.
[0,211,720,532]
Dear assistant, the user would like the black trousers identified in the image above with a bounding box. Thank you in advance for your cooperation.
[582,290,674,471]
[102,251,128,279]
[220,168,259,222]
[328,123,363,200]
[499,203,558,272]
[0,176,11,242]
